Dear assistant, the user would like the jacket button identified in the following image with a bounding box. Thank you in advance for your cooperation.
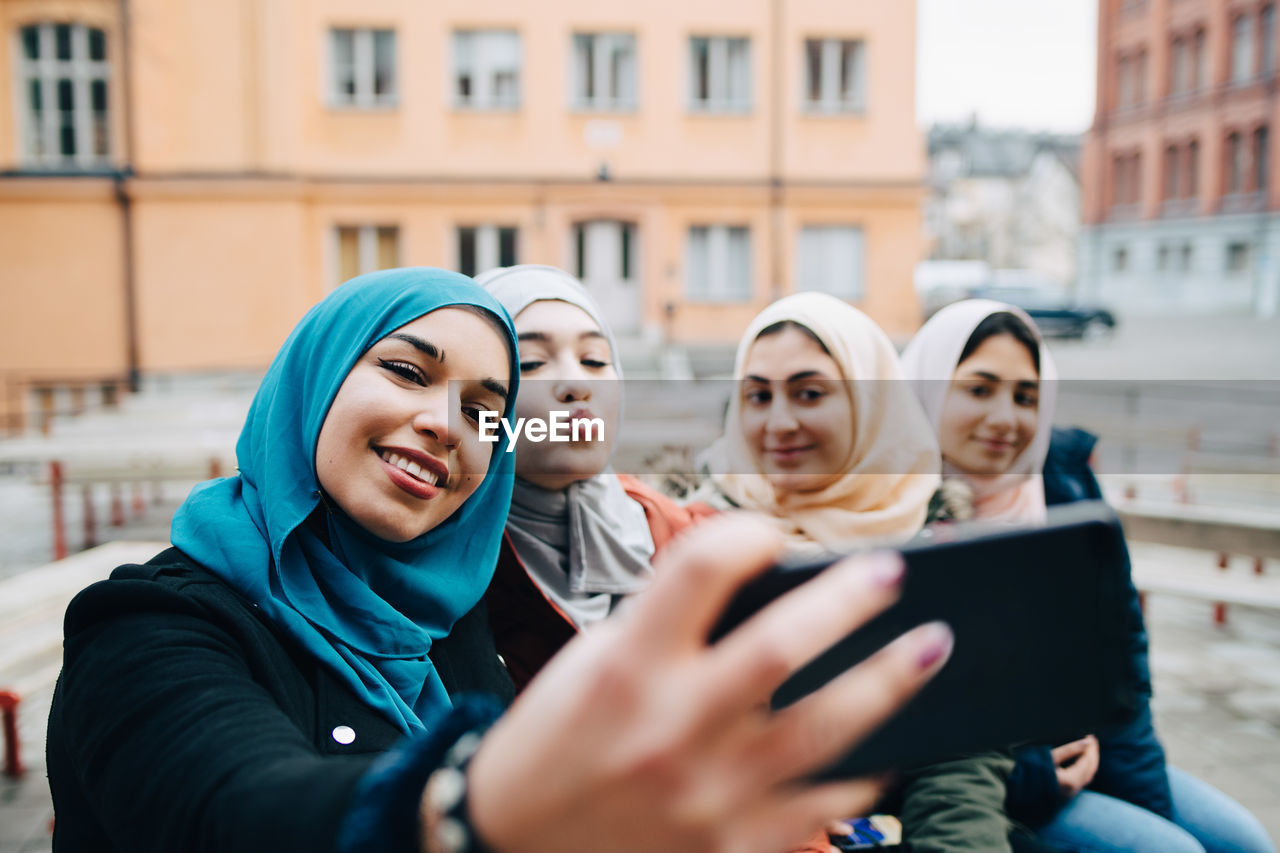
[331,725,356,745]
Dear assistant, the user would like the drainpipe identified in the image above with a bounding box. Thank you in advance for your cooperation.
[768,0,783,299]
[117,0,140,392]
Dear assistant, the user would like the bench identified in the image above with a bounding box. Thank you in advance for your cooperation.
[1118,501,1280,625]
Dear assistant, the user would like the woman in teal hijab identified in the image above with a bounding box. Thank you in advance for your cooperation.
[49,267,956,853]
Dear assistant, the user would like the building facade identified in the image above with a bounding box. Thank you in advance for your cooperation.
[1080,0,1280,315]
[0,0,924,429]
[926,122,1082,286]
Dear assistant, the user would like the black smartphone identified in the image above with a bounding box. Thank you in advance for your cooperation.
[709,501,1139,779]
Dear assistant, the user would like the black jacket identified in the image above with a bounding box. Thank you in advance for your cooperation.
[1004,427,1174,825]
[47,548,514,853]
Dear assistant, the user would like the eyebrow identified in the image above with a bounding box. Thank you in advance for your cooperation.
[960,370,1039,388]
[481,379,509,402]
[388,333,444,363]
[744,370,831,384]
[516,330,608,344]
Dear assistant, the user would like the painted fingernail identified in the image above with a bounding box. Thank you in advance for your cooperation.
[916,622,954,670]
[869,552,905,588]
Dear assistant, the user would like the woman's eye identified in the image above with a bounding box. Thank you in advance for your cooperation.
[461,405,483,425]
[581,359,611,369]
[796,387,826,402]
[1015,393,1039,408]
[378,358,427,386]
[744,389,771,405]
[966,384,993,398]
[519,360,545,373]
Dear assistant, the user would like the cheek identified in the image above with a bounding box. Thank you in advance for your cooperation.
[938,396,979,451]
[738,407,768,449]
[1017,410,1039,444]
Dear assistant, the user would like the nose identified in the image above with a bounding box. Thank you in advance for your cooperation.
[764,394,799,435]
[984,387,1017,431]
[411,386,459,449]
[552,358,592,405]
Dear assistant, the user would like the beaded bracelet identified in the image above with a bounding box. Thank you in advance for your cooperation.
[420,729,493,853]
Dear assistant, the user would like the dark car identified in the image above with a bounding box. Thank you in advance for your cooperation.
[966,286,1118,340]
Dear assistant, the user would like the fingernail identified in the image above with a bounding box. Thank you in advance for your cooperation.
[869,552,905,588]
[916,622,954,670]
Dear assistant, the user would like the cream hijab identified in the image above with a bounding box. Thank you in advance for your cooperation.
[699,293,941,552]
[899,299,1058,524]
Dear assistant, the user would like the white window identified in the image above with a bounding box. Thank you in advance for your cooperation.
[797,226,865,301]
[335,225,399,285]
[1232,14,1255,83]
[686,226,751,302]
[454,30,520,110]
[17,23,110,167]
[572,33,636,111]
[330,28,396,107]
[689,37,751,112]
[803,38,866,114]
[1264,6,1277,75]
[458,226,518,277]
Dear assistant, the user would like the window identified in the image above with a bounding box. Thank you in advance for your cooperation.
[1226,241,1251,272]
[1179,243,1194,272]
[457,226,518,277]
[797,226,865,300]
[689,37,751,112]
[573,221,635,282]
[1187,138,1200,196]
[1136,49,1148,101]
[1255,126,1269,192]
[453,30,520,110]
[686,226,751,301]
[1113,153,1129,205]
[1170,36,1190,94]
[1164,144,1180,199]
[803,38,866,114]
[572,33,636,111]
[336,225,399,284]
[1156,243,1170,271]
[1265,6,1277,74]
[1112,246,1129,272]
[1232,15,1255,83]
[330,28,396,107]
[17,23,110,167]
[1227,131,1246,193]
[1193,28,1207,89]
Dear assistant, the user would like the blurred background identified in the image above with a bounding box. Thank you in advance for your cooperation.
[2,0,1280,849]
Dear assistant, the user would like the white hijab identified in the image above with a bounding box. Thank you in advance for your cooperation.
[475,264,655,629]
[899,299,1058,524]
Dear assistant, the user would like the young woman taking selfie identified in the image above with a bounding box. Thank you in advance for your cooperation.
[46,268,954,853]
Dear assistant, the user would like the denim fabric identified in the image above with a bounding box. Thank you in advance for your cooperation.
[1035,766,1275,853]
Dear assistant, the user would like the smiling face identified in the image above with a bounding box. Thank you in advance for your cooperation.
[739,324,855,496]
[511,299,620,491]
[938,333,1040,477]
[314,307,511,542]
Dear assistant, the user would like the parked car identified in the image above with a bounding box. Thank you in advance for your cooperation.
[965,286,1118,340]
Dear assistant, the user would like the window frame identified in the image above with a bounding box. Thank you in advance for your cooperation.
[15,22,112,169]
[684,224,752,303]
[688,35,752,114]
[333,224,400,287]
[796,225,866,301]
[328,27,398,110]
[570,32,638,112]
[802,37,867,115]
[452,29,522,111]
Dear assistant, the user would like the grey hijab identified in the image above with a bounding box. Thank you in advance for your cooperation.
[475,264,655,629]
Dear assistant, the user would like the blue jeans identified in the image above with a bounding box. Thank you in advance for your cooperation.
[1036,766,1275,853]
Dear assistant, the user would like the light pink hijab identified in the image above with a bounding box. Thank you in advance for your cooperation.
[899,300,1058,524]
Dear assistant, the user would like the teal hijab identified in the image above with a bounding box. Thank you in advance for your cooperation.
[171,267,519,734]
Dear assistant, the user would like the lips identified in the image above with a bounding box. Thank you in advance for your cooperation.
[376,446,448,499]
[766,445,815,463]
[976,438,1016,454]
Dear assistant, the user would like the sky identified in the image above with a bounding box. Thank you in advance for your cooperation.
[917,0,1098,133]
